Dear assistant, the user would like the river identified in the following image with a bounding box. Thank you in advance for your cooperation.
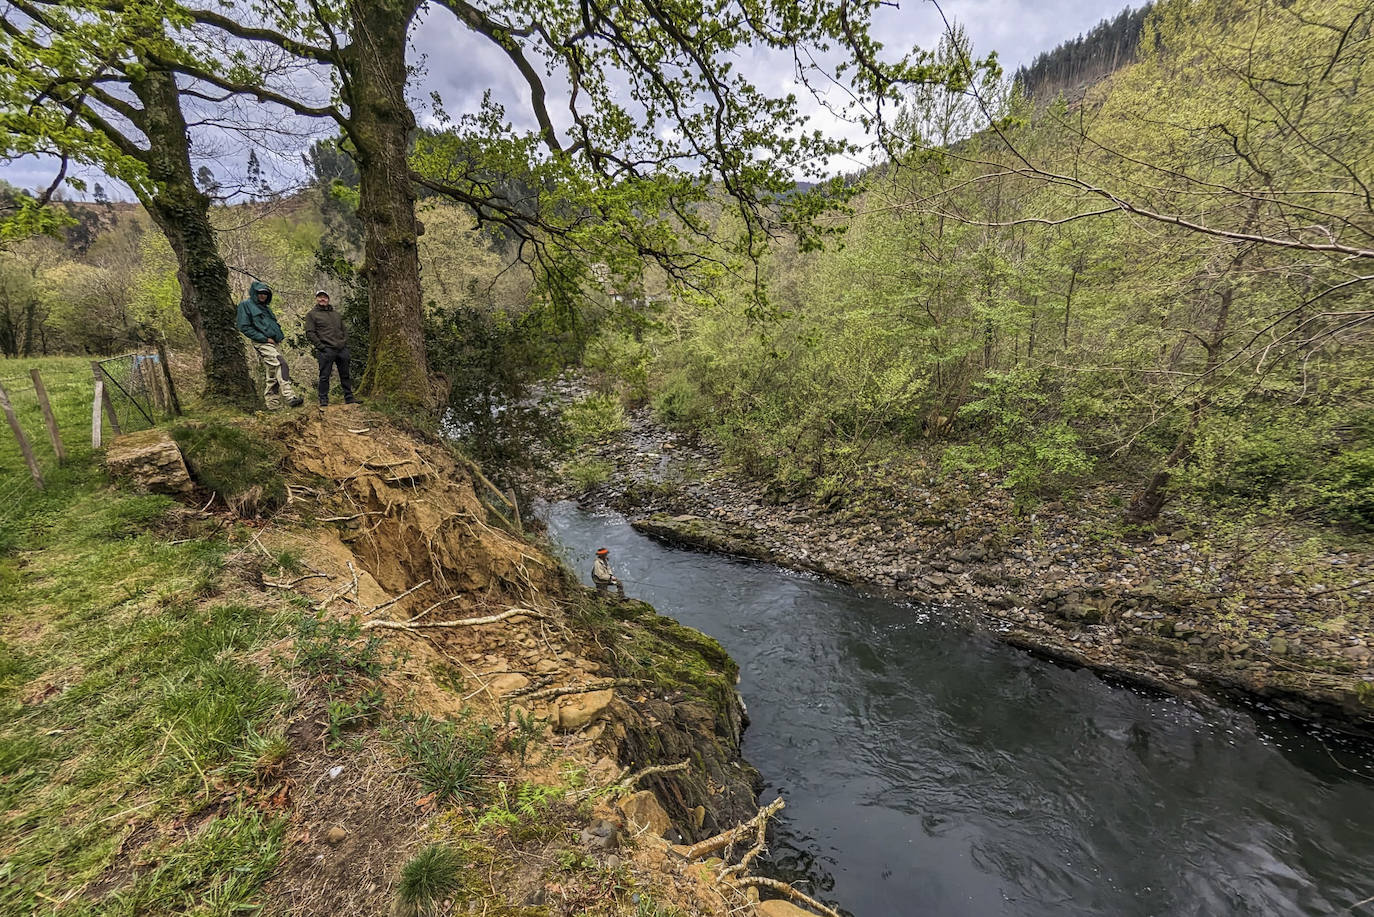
[541,501,1374,917]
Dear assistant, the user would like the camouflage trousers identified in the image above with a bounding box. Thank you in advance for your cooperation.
[253,341,298,409]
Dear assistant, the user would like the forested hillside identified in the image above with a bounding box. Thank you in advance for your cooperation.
[1013,5,1151,101]
[616,0,1372,533]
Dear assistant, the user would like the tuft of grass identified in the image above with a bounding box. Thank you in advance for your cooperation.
[395,715,494,805]
[395,844,465,917]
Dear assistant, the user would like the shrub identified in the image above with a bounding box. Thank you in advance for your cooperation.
[562,393,628,443]
[1316,447,1374,530]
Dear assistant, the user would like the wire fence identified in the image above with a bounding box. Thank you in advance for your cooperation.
[0,354,182,501]
[95,351,181,434]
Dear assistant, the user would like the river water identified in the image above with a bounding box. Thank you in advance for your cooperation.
[541,502,1374,917]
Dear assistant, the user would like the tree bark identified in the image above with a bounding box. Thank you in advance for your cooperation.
[132,69,258,409]
[346,0,434,410]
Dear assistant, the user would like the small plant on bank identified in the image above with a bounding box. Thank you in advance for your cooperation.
[293,613,384,685]
[503,704,549,767]
[395,844,465,917]
[217,726,292,785]
[396,714,495,804]
[325,686,386,748]
[563,456,614,491]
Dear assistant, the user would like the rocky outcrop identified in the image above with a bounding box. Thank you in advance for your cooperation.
[104,429,193,494]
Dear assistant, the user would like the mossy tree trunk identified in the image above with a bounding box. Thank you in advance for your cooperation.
[345,0,433,411]
[131,68,258,410]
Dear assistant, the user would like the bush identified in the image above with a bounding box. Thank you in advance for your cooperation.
[562,393,628,444]
[651,374,709,429]
[561,457,612,491]
[1316,447,1374,530]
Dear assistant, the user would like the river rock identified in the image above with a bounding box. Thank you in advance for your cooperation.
[487,673,530,694]
[105,429,192,494]
[618,790,672,837]
[756,901,817,917]
[557,689,615,731]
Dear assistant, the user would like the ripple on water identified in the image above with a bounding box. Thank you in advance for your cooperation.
[541,501,1374,917]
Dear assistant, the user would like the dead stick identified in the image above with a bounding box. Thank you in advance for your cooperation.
[407,594,465,623]
[616,759,690,788]
[366,579,430,616]
[725,877,841,917]
[510,678,636,701]
[361,607,542,632]
[460,456,514,509]
[319,511,385,522]
[683,798,785,860]
[264,572,330,589]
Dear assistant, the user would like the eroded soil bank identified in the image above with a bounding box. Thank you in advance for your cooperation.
[534,396,1374,736]
[91,407,814,917]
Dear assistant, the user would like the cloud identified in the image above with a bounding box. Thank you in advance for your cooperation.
[0,0,1135,197]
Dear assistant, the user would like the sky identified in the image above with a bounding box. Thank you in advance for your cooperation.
[0,0,1133,199]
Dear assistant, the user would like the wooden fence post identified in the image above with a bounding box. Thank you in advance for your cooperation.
[154,339,183,416]
[0,378,44,489]
[29,368,66,464]
[92,380,105,448]
[90,361,121,436]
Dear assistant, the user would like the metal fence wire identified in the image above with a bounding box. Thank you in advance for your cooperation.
[95,352,177,433]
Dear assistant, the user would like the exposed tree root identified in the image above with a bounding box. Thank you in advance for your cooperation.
[360,607,541,631]
[726,876,841,917]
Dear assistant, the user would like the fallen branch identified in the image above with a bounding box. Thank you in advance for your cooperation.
[361,606,542,632]
[725,876,840,917]
[318,511,386,523]
[682,797,785,860]
[718,803,769,881]
[317,562,360,611]
[366,579,430,616]
[264,572,329,589]
[510,677,636,700]
[616,759,690,788]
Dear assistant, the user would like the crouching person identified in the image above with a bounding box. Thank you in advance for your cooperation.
[236,280,303,409]
[305,290,359,407]
[592,547,625,597]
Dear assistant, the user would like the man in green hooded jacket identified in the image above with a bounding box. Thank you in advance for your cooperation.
[236,281,303,410]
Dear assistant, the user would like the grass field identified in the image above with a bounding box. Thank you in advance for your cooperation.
[0,356,294,915]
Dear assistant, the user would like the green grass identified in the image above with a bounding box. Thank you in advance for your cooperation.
[0,357,99,496]
[0,357,296,916]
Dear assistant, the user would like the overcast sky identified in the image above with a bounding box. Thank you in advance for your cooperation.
[0,0,1133,198]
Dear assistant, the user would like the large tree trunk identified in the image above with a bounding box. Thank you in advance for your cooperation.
[134,69,258,410]
[346,0,434,410]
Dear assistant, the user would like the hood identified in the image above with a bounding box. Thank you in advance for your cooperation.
[249,280,273,304]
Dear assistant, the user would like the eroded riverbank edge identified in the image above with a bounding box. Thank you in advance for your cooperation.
[530,398,1374,739]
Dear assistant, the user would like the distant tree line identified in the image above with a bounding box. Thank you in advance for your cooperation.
[1013,5,1152,101]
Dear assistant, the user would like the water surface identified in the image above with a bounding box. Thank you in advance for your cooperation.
[543,502,1374,917]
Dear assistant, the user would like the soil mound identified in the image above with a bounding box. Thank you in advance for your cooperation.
[283,406,553,601]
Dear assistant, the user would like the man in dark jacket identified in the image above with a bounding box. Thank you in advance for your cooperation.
[304,290,358,407]
[235,280,303,409]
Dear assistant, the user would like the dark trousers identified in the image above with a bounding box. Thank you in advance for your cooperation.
[316,346,354,404]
